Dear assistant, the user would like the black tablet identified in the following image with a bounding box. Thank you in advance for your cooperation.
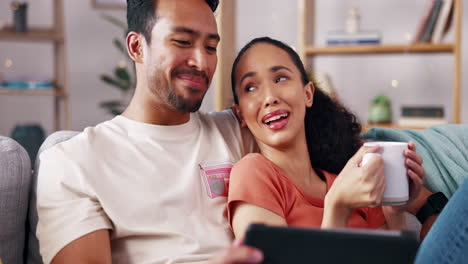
[244,224,419,264]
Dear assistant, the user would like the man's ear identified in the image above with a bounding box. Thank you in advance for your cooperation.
[304,81,315,107]
[231,105,247,127]
[127,31,144,63]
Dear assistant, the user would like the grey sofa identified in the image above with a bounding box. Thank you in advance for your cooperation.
[1,129,428,263]
[0,136,31,264]
[0,131,78,264]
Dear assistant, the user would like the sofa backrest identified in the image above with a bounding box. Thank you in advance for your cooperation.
[0,136,31,264]
[26,131,80,264]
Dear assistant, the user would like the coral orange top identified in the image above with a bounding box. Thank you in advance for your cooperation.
[227,153,386,229]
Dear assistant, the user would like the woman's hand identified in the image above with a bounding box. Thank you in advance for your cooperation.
[382,141,425,229]
[323,145,385,228]
[383,141,425,214]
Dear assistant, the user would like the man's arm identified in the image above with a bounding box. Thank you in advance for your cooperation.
[51,230,112,264]
[50,229,263,264]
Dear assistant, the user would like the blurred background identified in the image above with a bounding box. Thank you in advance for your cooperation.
[0,0,466,137]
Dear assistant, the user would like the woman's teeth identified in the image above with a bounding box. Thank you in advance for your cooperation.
[264,113,289,125]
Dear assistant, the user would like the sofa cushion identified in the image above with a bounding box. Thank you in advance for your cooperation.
[0,136,31,264]
[26,131,80,264]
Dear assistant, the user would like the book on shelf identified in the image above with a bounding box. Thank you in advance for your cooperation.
[398,105,447,128]
[397,117,448,128]
[413,0,437,43]
[0,80,54,90]
[431,0,454,43]
[421,0,444,43]
[326,31,381,45]
[401,106,444,118]
[414,0,454,43]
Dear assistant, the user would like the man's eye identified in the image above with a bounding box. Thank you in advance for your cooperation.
[206,46,217,52]
[174,40,190,46]
[275,77,287,83]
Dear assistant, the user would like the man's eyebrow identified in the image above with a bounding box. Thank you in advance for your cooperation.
[173,26,197,35]
[208,33,220,42]
[270,65,292,73]
[172,26,220,41]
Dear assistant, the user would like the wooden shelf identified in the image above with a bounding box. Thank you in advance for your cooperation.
[0,27,63,42]
[0,88,65,97]
[0,0,70,130]
[299,0,462,124]
[305,43,455,55]
[363,123,425,131]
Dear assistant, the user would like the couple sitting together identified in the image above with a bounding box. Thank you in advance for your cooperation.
[36,0,467,263]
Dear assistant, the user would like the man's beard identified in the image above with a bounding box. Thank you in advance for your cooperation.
[166,88,203,112]
[150,70,206,113]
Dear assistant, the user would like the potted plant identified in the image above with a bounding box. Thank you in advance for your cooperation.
[99,14,135,115]
[368,94,392,124]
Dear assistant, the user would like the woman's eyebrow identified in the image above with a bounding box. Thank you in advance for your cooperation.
[270,65,292,73]
[239,71,256,84]
[239,66,292,85]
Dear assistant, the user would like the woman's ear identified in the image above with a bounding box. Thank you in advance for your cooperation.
[304,81,315,107]
[127,31,144,63]
[231,105,247,127]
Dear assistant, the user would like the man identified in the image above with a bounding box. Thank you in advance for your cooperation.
[36,0,262,263]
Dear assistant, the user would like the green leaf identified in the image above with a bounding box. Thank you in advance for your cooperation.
[100,74,130,92]
[115,67,130,82]
[372,95,391,106]
[99,100,124,108]
[101,14,127,31]
[99,100,126,116]
[113,38,126,55]
[110,108,123,115]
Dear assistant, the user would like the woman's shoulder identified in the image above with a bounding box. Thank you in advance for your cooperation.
[235,153,269,167]
[231,153,278,181]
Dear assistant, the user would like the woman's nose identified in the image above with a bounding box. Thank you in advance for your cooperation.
[263,85,280,108]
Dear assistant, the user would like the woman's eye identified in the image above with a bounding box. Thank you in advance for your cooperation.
[245,86,256,92]
[275,76,287,83]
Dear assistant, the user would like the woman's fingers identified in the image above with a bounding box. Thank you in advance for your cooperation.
[406,158,425,181]
[352,145,380,167]
[405,148,423,166]
[408,168,423,187]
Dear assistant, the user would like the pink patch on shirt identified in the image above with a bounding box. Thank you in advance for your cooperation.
[200,162,233,198]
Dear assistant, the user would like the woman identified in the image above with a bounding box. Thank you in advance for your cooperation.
[227,37,425,239]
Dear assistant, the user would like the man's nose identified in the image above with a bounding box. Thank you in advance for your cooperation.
[187,47,208,72]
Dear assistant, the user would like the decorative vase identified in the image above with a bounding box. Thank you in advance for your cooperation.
[10,124,45,165]
[346,8,360,34]
[11,2,28,33]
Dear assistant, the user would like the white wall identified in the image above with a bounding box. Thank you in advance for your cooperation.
[1,0,467,136]
[235,0,468,125]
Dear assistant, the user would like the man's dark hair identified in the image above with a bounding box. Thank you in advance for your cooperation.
[127,0,219,43]
[231,37,363,177]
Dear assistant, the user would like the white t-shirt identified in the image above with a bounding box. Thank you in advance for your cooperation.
[36,110,256,264]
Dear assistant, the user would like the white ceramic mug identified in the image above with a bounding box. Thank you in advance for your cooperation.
[362,142,409,206]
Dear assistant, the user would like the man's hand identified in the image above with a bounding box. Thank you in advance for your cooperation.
[208,240,263,264]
